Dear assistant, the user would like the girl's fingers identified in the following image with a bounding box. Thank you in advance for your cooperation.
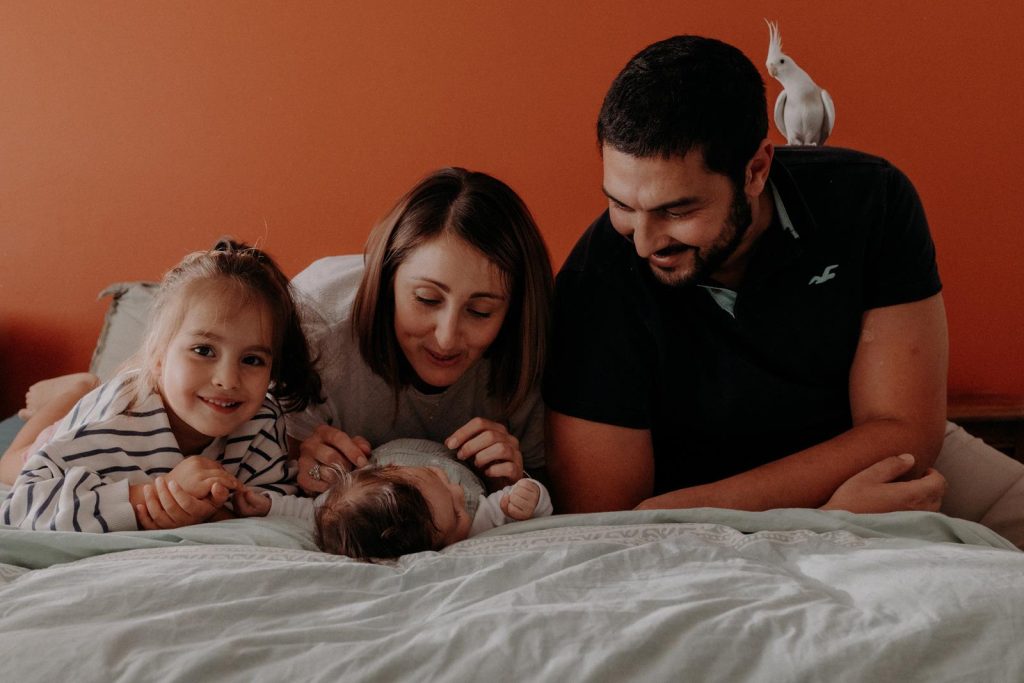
[166,479,215,522]
[209,482,231,507]
[136,503,158,530]
[153,477,187,524]
[143,484,174,529]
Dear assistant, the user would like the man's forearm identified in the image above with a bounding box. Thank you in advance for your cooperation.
[636,416,944,511]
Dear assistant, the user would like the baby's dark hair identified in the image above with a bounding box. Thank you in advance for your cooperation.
[314,465,439,560]
[135,237,322,412]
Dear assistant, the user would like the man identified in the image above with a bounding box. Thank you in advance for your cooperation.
[545,35,1021,534]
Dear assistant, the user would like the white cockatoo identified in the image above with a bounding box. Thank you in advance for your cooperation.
[765,20,835,145]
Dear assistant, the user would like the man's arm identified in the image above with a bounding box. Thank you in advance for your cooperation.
[546,412,654,513]
[548,294,949,513]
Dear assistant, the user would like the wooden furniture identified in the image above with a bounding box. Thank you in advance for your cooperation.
[947,393,1024,463]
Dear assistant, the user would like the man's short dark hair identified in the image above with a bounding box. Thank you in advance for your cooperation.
[597,35,767,186]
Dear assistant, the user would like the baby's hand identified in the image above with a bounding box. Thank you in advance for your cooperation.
[168,456,241,501]
[234,487,272,518]
[500,479,541,521]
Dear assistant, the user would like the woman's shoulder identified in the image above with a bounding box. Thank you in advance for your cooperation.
[291,255,365,304]
[291,255,365,346]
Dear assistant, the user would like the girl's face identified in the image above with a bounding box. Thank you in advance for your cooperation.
[393,235,509,390]
[156,292,274,454]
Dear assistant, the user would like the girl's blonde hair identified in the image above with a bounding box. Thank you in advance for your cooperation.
[128,238,322,412]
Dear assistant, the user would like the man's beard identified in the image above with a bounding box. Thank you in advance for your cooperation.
[649,186,753,288]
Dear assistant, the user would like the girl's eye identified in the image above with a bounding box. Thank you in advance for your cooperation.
[191,345,214,358]
[242,355,267,367]
[467,309,493,320]
[609,199,631,212]
[415,295,441,306]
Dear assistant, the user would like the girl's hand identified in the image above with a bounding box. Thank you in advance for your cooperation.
[167,456,241,500]
[234,487,272,517]
[500,479,540,521]
[133,476,223,530]
[296,425,372,494]
[446,417,523,490]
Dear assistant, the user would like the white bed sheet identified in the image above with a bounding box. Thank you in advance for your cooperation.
[2,508,1022,682]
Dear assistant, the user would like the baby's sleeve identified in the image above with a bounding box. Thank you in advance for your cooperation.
[468,478,553,536]
[268,494,316,522]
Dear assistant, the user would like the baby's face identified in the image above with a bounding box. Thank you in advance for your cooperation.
[405,466,473,546]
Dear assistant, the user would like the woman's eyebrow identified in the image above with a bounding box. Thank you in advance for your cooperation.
[412,277,506,300]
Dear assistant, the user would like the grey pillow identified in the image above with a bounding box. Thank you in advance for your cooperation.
[88,282,159,382]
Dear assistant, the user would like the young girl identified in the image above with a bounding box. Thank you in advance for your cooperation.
[235,438,553,559]
[1,239,321,532]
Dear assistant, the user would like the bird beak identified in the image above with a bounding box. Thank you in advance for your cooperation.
[767,64,777,78]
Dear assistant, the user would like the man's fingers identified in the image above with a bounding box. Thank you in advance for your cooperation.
[855,453,916,484]
[912,467,948,511]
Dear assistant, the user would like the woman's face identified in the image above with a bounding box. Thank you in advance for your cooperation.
[393,235,509,390]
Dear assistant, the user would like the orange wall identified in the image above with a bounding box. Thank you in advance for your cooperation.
[1,1,1022,416]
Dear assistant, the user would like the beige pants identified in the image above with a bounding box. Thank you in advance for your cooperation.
[937,421,1024,549]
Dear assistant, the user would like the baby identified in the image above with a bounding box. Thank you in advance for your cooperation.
[238,438,552,559]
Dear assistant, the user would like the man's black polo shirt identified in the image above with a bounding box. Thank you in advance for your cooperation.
[544,147,942,494]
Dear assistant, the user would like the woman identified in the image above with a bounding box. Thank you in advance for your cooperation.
[287,167,553,495]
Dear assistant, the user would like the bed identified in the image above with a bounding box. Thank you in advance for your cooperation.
[2,283,1024,681]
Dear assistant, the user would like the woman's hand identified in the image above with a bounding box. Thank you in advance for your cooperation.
[821,453,947,513]
[446,417,523,490]
[295,424,372,495]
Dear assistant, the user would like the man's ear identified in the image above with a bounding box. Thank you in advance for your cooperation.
[744,139,774,197]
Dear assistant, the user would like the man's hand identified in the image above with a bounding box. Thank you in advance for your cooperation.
[500,479,542,521]
[821,453,947,513]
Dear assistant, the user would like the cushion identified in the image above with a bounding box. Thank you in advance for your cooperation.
[88,282,159,382]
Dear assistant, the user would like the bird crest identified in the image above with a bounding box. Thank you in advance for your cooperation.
[765,19,783,62]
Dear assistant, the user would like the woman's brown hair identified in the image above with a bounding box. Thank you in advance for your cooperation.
[351,168,553,417]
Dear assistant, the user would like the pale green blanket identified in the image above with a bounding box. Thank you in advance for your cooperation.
[1,505,1022,682]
